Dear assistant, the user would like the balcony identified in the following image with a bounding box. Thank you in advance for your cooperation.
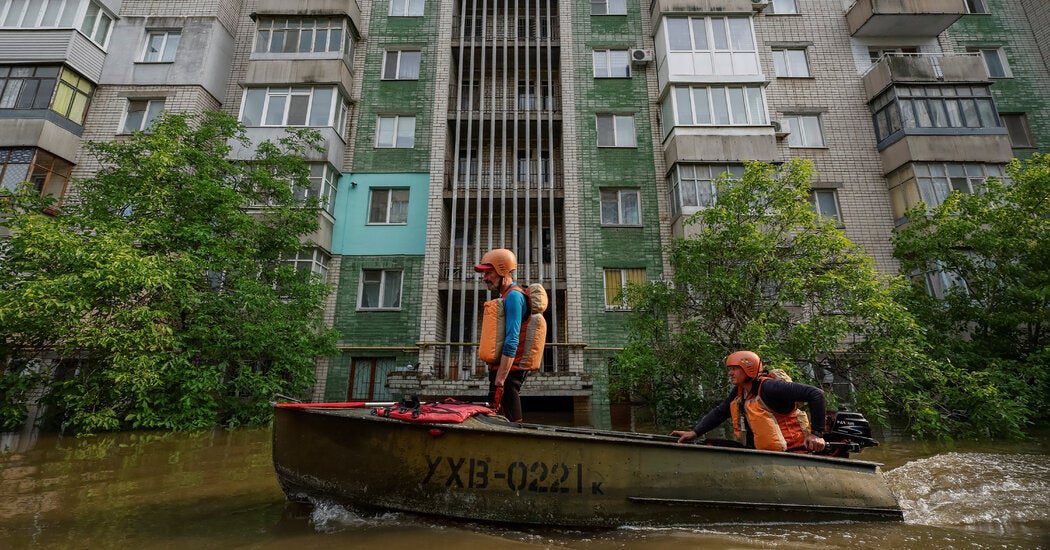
[452,16,560,43]
[244,58,354,98]
[254,0,363,35]
[662,125,777,167]
[0,29,105,82]
[439,246,567,283]
[862,52,988,102]
[846,0,966,38]
[443,162,564,194]
[449,83,562,115]
[228,126,345,170]
[649,0,757,19]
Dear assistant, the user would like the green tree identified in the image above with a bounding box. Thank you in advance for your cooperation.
[0,112,336,434]
[612,160,958,438]
[892,154,1050,437]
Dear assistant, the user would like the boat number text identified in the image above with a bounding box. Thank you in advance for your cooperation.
[423,456,603,495]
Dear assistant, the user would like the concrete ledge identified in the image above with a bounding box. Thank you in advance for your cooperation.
[0,119,82,163]
[847,0,965,37]
[254,0,363,36]
[229,126,345,171]
[244,58,355,99]
[862,54,988,101]
[650,0,755,18]
[663,126,777,166]
[878,133,1012,174]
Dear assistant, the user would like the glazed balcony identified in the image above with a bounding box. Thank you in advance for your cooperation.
[862,52,988,101]
[254,0,363,35]
[846,0,966,38]
[0,28,105,82]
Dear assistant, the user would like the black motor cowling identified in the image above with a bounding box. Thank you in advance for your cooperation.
[820,411,879,458]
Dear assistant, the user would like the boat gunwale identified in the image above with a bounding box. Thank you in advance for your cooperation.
[279,406,886,470]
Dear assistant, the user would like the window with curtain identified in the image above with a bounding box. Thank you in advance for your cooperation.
[368,188,410,224]
[596,114,636,147]
[593,49,630,78]
[382,50,421,80]
[390,0,425,16]
[600,188,641,225]
[359,269,403,309]
[784,114,825,147]
[604,268,646,310]
[772,48,810,77]
[239,86,348,132]
[0,147,72,201]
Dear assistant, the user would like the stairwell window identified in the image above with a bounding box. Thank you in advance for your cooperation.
[784,114,825,148]
[809,189,842,224]
[596,114,635,147]
[604,268,645,310]
[389,0,424,17]
[772,48,810,78]
[375,115,415,148]
[591,0,626,16]
[367,188,410,224]
[121,99,164,133]
[142,30,181,62]
[600,188,641,226]
[593,49,630,78]
[382,50,421,80]
[359,269,403,310]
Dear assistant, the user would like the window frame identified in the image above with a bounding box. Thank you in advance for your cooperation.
[595,114,636,148]
[1001,113,1035,148]
[772,48,811,78]
[285,248,331,279]
[784,114,825,148]
[870,84,1002,144]
[591,0,627,16]
[668,84,768,126]
[971,47,1011,78]
[357,269,404,310]
[668,163,744,216]
[0,0,83,28]
[0,65,61,112]
[592,49,631,79]
[603,268,645,310]
[662,16,760,77]
[768,0,799,15]
[141,30,181,63]
[366,187,410,225]
[120,98,165,134]
[238,86,349,133]
[252,17,353,59]
[374,115,416,148]
[599,188,642,226]
[389,0,425,17]
[964,0,989,14]
[809,189,843,225]
[79,1,113,48]
[381,49,422,80]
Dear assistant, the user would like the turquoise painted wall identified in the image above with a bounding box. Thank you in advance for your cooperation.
[332,172,429,255]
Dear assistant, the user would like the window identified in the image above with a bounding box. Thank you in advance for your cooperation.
[668,164,744,215]
[1,0,80,28]
[359,269,403,309]
[869,85,1001,144]
[79,1,113,47]
[121,99,164,133]
[142,30,181,62]
[0,147,72,200]
[600,188,640,225]
[375,115,415,148]
[887,162,1007,220]
[965,0,988,14]
[784,114,824,147]
[772,48,810,77]
[382,50,421,80]
[1001,113,1035,148]
[809,189,841,224]
[239,86,349,132]
[769,0,798,14]
[254,17,353,59]
[667,85,767,126]
[593,49,630,78]
[919,263,968,300]
[591,0,626,16]
[972,47,1010,78]
[662,16,760,76]
[604,268,645,310]
[596,114,635,147]
[51,67,93,124]
[367,188,410,224]
[0,66,59,111]
[389,0,425,16]
[293,163,338,214]
[285,248,331,279]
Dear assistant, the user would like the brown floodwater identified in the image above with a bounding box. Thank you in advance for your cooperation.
[0,423,1047,549]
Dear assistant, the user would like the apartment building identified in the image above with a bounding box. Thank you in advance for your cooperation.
[2,0,1046,428]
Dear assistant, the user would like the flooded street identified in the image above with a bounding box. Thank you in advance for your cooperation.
[0,426,1047,549]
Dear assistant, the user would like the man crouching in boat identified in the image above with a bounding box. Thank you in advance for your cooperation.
[475,248,530,422]
[671,351,827,453]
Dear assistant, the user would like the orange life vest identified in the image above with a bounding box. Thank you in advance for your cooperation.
[479,284,548,371]
[729,376,811,452]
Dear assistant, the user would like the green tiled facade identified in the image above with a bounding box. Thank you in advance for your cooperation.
[946,2,1050,155]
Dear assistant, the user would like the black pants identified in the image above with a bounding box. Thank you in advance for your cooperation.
[488,369,528,422]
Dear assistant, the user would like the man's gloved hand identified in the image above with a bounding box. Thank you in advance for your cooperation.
[492,385,504,414]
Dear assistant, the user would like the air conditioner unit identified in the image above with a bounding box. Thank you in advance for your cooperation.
[630,48,654,64]
[771,120,790,139]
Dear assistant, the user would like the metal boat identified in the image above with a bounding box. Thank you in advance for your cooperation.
[272,404,903,527]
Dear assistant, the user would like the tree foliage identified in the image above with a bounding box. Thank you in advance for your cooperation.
[0,112,336,434]
[892,154,1050,437]
[612,160,975,438]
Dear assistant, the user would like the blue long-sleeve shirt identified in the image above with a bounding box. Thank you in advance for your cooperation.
[502,285,528,358]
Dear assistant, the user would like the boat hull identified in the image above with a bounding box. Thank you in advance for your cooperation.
[272,406,903,527]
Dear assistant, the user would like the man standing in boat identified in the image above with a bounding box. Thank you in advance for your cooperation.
[671,351,828,453]
[475,248,530,422]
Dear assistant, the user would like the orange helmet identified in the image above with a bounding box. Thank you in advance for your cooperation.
[725,350,762,379]
[474,248,517,277]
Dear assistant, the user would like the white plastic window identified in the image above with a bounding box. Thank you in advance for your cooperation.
[600,188,641,225]
[389,0,424,17]
[663,16,759,77]
[375,115,416,148]
[359,269,403,309]
[122,99,164,133]
[382,50,421,80]
[367,188,410,224]
[142,31,181,62]
[596,114,636,147]
[593,49,630,78]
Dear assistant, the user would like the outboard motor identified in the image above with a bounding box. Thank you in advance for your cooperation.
[820,411,879,458]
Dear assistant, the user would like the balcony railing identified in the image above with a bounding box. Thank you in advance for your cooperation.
[439,246,567,281]
[443,161,564,191]
[449,83,562,113]
[452,17,560,41]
